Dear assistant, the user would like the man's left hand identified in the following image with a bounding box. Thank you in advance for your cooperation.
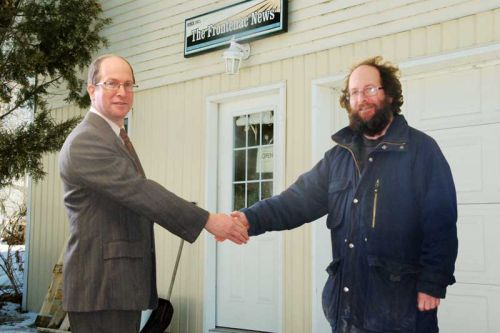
[417,292,440,311]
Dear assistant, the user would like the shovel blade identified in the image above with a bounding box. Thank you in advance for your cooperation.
[140,298,174,333]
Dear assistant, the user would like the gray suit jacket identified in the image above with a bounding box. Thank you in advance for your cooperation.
[59,112,208,312]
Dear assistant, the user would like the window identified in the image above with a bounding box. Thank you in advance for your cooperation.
[233,110,274,210]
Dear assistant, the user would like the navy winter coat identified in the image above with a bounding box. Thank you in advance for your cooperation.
[243,115,458,332]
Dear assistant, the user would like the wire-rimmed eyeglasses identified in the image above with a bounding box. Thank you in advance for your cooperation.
[347,86,383,101]
[95,81,138,92]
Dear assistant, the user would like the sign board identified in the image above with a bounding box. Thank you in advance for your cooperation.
[257,146,273,173]
[184,0,287,57]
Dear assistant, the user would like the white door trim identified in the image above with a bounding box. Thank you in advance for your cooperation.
[311,77,344,333]
[310,41,500,333]
[204,82,287,333]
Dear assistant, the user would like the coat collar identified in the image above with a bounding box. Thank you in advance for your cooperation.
[81,111,145,176]
[84,110,114,134]
[89,107,121,137]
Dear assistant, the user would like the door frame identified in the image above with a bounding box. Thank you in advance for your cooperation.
[310,74,345,333]
[204,82,287,333]
[310,42,500,333]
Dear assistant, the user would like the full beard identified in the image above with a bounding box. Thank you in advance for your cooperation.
[349,101,394,136]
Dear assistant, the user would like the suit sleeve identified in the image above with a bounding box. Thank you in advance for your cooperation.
[243,151,331,236]
[60,131,208,243]
[414,138,458,298]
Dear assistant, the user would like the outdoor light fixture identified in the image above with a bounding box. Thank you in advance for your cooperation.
[223,39,250,75]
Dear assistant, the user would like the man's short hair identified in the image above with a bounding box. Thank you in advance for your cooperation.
[339,56,404,114]
[87,54,136,85]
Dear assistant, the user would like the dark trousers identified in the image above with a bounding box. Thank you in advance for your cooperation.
[68,310,141,333]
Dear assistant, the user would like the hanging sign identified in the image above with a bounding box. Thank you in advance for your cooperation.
[184,0,287,57]
[256,146,273,173]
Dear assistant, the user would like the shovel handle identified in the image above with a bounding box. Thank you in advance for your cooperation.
[167,202,195,300]
[167,238,184,300]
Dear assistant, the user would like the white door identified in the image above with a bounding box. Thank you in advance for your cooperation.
[312,50,500,332]
[216,92,283,332]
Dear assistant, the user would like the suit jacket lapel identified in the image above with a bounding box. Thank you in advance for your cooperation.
[84,112,144,175]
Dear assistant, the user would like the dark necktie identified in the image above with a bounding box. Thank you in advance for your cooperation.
[119,128,145,176]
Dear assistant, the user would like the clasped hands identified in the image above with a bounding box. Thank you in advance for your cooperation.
[205,211,249,245]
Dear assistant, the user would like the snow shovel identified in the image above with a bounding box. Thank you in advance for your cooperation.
[140,238,184,333]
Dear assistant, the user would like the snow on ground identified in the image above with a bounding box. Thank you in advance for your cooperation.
[0,243,24,289]
[0,302,36,332]
[1,243,37,332]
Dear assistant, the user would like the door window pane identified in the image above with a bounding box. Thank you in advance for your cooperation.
[234,150,246,182]
[247,113,261,147]
[233,183,246,211]
[247,182,260,207]
[234,115,247,148]
[247,148,259,181]
[262,123,273,145]
[262,181,273,200]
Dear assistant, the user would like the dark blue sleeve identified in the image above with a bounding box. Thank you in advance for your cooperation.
[242,152,331,236]
[414,136,458,298]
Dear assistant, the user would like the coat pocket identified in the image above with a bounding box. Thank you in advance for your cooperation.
[322,258,342,329]
[326,178,351,229]
[364,255,420,332]
[103,240,143,260]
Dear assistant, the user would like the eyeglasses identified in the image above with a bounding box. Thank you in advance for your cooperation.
[347,86,383,101]
[95,81,138,92]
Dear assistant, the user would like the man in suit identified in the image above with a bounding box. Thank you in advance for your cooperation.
[59,54,248,333]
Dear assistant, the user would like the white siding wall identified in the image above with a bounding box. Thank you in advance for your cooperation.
[99,0,499,91]
[28,1,500,332]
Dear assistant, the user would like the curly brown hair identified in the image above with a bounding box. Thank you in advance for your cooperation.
[339,56,403,114]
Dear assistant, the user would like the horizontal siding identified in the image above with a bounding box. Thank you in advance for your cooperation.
[48,2,500,108]
[102,0,499,88]
[28,3,500,333]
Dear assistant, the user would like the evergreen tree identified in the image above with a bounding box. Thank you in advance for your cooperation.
[0,0,111,187]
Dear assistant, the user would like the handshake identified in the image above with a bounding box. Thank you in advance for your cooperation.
[204,211,250,244]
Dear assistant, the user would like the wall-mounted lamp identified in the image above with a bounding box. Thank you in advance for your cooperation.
[223,39,250,75]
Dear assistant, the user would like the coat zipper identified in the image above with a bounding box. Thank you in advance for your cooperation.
[372,179,380,228]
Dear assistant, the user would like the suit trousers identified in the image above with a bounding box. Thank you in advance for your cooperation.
[68,310,141,333]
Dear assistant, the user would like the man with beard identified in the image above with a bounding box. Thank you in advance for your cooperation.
[229,57,458,332]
